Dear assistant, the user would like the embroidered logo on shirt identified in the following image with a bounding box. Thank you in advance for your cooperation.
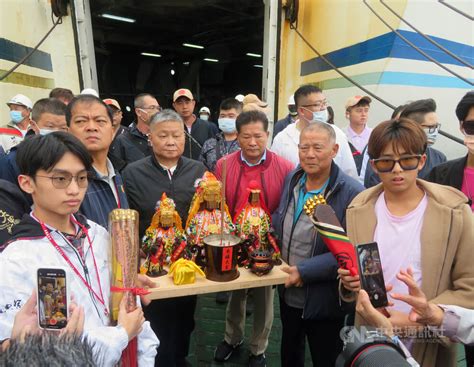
[0,209,20,234]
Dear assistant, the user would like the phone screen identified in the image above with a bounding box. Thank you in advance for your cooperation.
[356,242,388,308]
[37,268,68,329]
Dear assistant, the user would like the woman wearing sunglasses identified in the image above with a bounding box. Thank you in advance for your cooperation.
[338,118,474,367]
[427,91,474,211]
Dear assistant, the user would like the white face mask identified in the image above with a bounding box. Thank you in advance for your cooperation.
[218,118,236,133]
[200,114,209,121]
[39,128,55,136]
[464,135,474,155]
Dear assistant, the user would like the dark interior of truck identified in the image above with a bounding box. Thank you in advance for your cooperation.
[90,0,264,123]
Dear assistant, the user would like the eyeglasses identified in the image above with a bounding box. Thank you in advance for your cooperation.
[422,123,441,134]
[35,173,89,189]
[371,155,422,173]
[461,120,474,136]
[141,106,162,112]
[301,100,328,109]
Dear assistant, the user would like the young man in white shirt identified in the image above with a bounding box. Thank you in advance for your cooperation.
[271,84,358,180]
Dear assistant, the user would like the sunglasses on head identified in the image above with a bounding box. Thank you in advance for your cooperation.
[461,120,474,136]
[371,155,422,173]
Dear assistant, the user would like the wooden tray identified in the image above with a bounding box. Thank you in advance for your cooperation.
[146,262,289,300]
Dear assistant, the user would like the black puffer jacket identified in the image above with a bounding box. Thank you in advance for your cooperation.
[122,155,207,237]
[183,118,218,160]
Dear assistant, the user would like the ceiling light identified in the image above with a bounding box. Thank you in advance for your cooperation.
[170,69,175,75]
[141,52,161,58]
[183,61,190,65]
[246,53,262,58]
[183,43,204,49]
[253,64,263,68]
[100,13,136,23]
[204,58,219,63]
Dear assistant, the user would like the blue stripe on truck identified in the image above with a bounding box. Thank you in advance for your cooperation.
[300,30,473,77]
[0,38,53,72]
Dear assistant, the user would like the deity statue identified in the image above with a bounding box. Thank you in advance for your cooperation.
[186,172,235,265]
[140,193,188,277]
[234,180,281,268]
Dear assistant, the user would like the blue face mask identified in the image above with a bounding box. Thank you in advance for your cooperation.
[424,128,439,146]
[199,114,209,121]
[10,110,24,124]
[310,109,328,123]
[218,118,236,133]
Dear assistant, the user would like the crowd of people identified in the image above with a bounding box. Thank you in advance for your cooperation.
[0,84,472,367]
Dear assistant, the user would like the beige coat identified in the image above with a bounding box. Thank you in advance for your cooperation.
[343,180,474,367]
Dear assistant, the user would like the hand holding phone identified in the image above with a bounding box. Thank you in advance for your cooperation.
[356,242,388,308]
[37,268,69,330]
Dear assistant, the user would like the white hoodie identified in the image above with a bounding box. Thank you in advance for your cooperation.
[271,121,358,180]
[0,217,159,366]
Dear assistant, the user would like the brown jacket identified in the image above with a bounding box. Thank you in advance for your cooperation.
[342,180,474,367]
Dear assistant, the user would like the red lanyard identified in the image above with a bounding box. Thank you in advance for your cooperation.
[36,215,109,317]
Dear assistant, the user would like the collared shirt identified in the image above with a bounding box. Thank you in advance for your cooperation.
[345,125,372,153]
[93,158,118,203]
[241,149,267,167]
[159,163,177,180]
[293,173,329,223]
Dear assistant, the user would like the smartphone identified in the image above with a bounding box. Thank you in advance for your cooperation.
[356,242,388,308]
[37,268,68,330]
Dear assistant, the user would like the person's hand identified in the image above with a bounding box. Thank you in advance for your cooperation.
[338,268,360,292]
[385,309,423,332]
[390,268,444,327]
[281,266,303,288]
[136,274,157,307]
[118,297,145,341]
[356,290,394,336]
[11,291,41,341]
[59,302,84,337]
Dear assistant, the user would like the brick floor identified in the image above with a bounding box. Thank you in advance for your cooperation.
[187,292,467,367]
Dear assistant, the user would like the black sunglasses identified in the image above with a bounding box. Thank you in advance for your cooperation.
[372,155,422,173]
[461,120,474,136]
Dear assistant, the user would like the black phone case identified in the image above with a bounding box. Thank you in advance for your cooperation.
[356,242,388,308]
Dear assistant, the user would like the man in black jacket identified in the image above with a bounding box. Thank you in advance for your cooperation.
[109,93,160,165]
[122,109,206,367]
[426,90,474,367]
[172,88,218,160]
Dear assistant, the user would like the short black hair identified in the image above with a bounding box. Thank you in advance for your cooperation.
[16,132,92,176]
[327,105,335,124]
[236,110,269,133]
[134,93,156,108]
[49,87,74,103]
[220,98,243,113]
[32,98,67,122]
[391,104,408,119]
[455,91,474,122]
[294,84,322,107]
[399,99,436,124]
[65,95,113,127]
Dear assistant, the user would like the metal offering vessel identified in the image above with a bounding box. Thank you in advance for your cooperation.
[203,233,241,282]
